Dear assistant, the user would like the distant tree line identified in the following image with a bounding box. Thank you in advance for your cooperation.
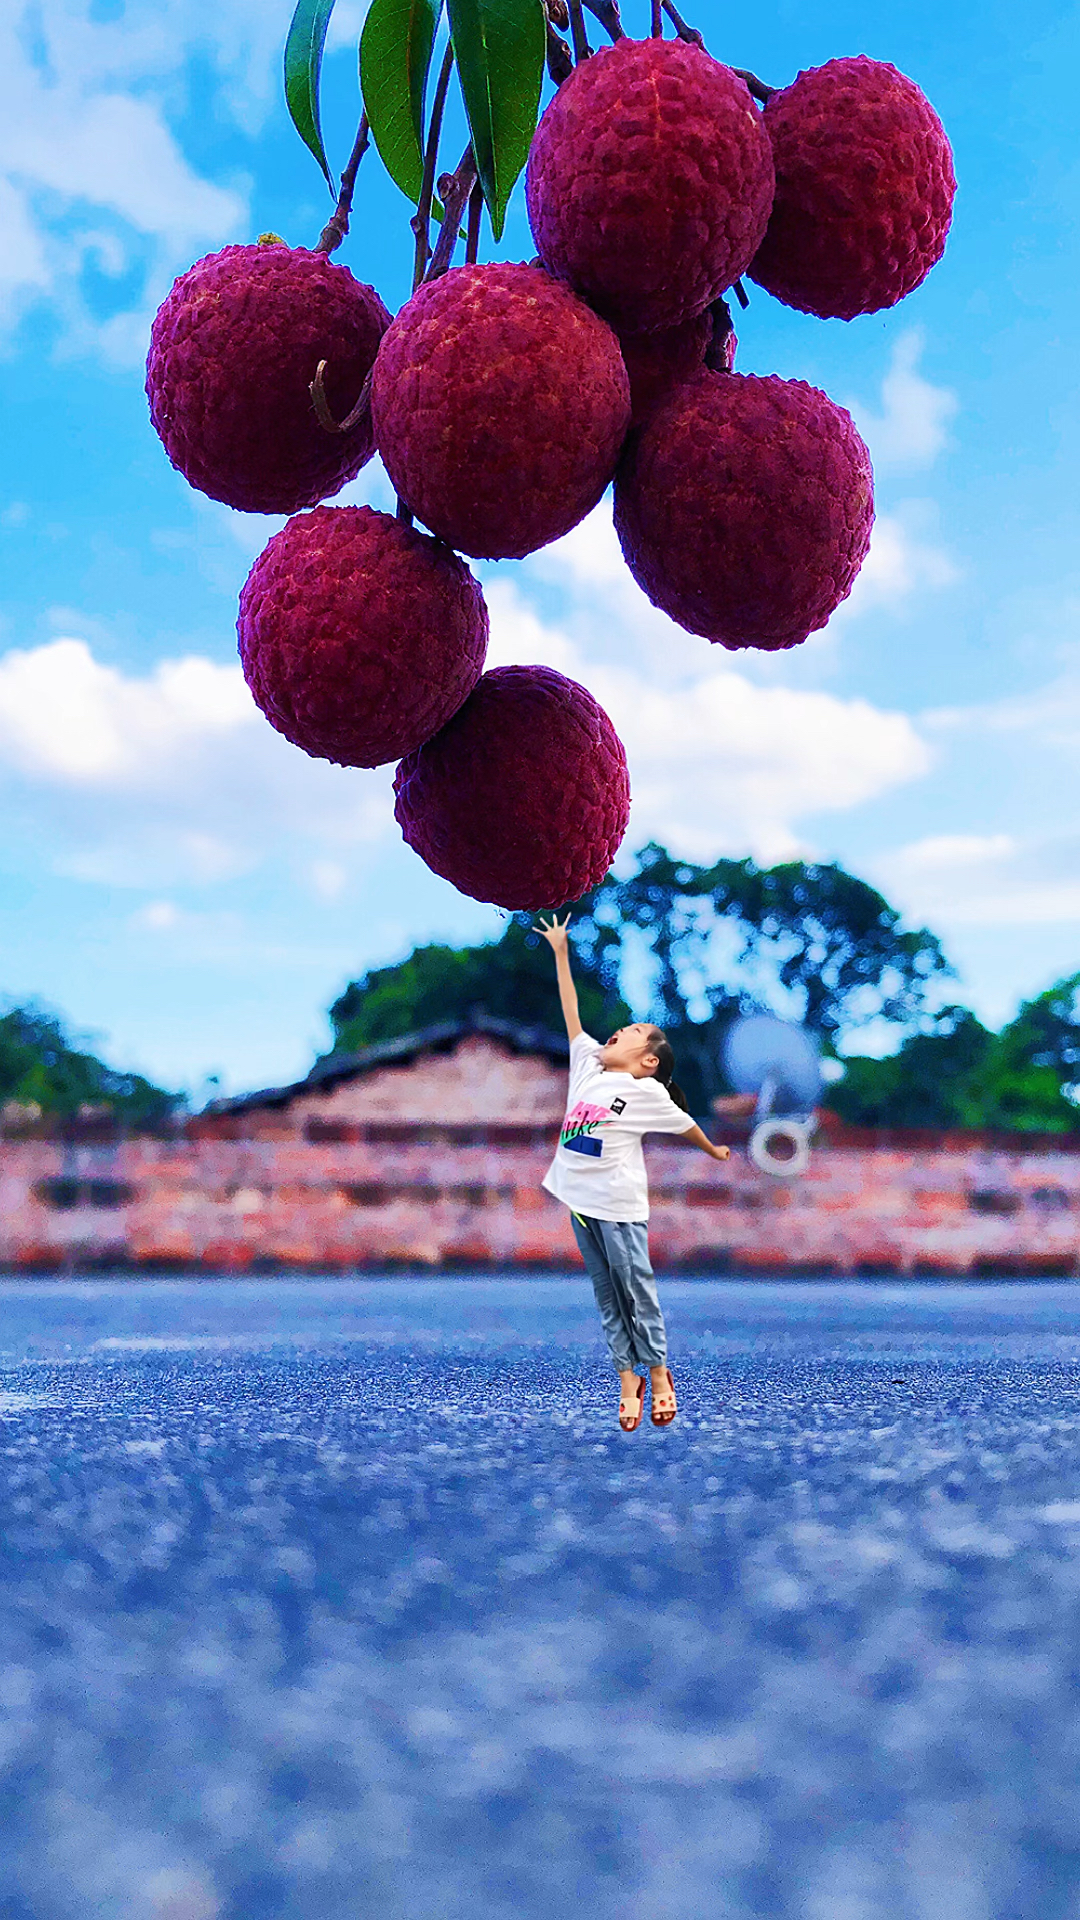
[328,842,1080,1134]
[0,1003,180,1128]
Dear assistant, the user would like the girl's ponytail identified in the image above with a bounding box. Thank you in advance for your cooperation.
[645,1028,689,1110]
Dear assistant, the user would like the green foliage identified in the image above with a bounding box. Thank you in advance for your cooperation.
[360,0,439,205]
[831,977,1080,1133]
[327,916,630,1054]
[446,0,546,239]
[0,1004,181,1129]
[284,0,339,186]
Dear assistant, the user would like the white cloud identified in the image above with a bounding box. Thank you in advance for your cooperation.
[879,831,1080,927]
[0,0,272,351]
[0,636,392,886]
[848,330,958,471]
[484,580,930,863]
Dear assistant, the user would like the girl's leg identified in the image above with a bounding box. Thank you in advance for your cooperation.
[570,1213,637,1373]
[596,1222,667,1370]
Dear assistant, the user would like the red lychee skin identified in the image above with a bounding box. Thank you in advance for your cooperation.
[371,264,630,561]
[526,38,775,333]
[147,244,391,513]
[749,57,956,319]
[393,665,630,910]
[614,370,874,651]
[618,313,711,428]
[237,506,488,768]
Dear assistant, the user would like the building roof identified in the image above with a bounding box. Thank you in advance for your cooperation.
[204,1013,570,1116]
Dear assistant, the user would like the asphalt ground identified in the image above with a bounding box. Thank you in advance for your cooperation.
[3,1276,1080,1920]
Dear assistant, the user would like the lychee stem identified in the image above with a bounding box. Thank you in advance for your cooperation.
[581,0,625,41]
[650,0,662,35]
[315,113,371,255]
[568,0,591,62]
[466,180,484,263]
[412,38,455,291]
[732,279,749,309]
[426,145,478,280]
[731,66,774,104]
[546,19,574,82]
[309,360,372,434]
[659,0,702,47]
[705,296,735,369]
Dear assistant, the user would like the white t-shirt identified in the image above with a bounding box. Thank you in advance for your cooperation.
[542,1031,696,1223]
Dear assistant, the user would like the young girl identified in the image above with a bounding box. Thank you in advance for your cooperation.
[535,912,730,1432]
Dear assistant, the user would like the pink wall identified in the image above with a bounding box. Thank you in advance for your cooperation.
[3,1035,1079,1275]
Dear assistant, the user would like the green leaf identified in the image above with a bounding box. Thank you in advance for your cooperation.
[446,0,545,240]
[284,0,339,188]
[360,0,439,206]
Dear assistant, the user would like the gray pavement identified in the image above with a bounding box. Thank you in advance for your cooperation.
[3,1276,1080,1919]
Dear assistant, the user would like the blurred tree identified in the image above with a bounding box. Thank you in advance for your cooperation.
[328,913,630,1054]
[0,1003,181,1127]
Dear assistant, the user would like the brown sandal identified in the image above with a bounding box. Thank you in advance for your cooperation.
[651,1369,677,1427]
[619,1377,646,1432]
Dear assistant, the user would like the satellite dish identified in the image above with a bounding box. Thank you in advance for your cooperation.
[720,1014,823,1179]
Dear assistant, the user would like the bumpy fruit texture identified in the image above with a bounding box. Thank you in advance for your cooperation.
[749,56,956,319]
[237,506,488,768]
[619,313,711,427]
[614,370,873,651]
[371,263,630,560]
[146,244,390,513]
[526,38,774,333]
[393,665,630,910]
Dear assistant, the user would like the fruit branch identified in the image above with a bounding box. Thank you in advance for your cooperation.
[731,67,774,105]
[567,0,591,62]
[546,20,574,82]
[659,0,703,48]
[309,360,372,434]
[412,37,456,291]
[651,0,661,37]
[426,144,479,280]
[466,179,484,262]
[315,113,371,255]
[580,0,625,41]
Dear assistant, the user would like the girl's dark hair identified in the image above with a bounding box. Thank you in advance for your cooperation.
[645,1027,689,1112]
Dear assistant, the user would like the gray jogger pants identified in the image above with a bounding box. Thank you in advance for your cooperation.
[570,1213,668,1372]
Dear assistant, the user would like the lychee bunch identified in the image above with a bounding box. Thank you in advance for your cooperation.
[614,369,873,649]
[147,243,390,513]
[238,506,488,767]
[393,666,631,909]
[749,57,956,319]
[371,263,630,559]
[526,37,775,334]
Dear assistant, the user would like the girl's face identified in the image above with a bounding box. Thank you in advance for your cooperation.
[598,1024,660,1078]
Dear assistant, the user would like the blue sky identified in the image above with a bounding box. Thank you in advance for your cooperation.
[0,0,1077,1097]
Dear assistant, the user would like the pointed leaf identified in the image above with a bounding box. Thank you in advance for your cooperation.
[284,0,338,188]
[447,0,545,240]
[360,0,439,206]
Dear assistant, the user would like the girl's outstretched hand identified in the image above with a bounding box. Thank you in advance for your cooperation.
[533,912,571,954]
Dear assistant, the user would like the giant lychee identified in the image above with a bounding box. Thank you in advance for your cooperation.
[526,38,775,334]
[371,263,630,560]
[749,57,956,319]
[393,665,630,909]
[614,369,874,650]
[147,243,391,513]
[237,506,487,767]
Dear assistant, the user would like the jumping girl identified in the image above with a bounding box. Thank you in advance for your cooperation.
[535,912,730,1432]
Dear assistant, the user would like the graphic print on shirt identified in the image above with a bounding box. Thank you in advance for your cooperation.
[560,1100,613,1158]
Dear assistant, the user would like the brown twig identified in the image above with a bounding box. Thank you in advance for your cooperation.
[651,0,662,34]
[546,19,574,82]
[567,0,591,61]
[425,144,479,280]
[732,279,749,310]
[466,179,484,263]
[659,0,703,48]
[315,113,371,254]
[731,66,774,104]
[309,361,373,435]
[580,0,625,39]
[412,38,455,291]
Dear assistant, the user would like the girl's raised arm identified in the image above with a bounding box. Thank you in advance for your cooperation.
[534,913,583,1041]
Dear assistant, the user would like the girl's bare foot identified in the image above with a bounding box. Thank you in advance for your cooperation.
[618,1370,645,1431]
[650,1366,677,1424]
